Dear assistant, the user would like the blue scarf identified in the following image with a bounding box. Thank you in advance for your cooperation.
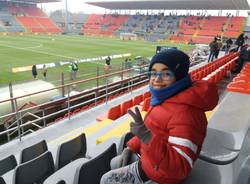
[149,75,192,106]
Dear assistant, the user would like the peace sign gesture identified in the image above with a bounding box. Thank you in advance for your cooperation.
[127,107,152,144]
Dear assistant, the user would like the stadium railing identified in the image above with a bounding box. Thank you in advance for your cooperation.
[0,66,149,143]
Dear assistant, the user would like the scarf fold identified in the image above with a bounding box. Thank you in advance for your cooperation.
[149,75,192,106]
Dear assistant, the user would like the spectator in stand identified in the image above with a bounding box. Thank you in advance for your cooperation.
[101,49,218,184]
[225,38,233,55]
[235,33,245,51]
[244,35,249,45]
[214,38,223,59]
[233,45,249,73]
[32,65,37,79]
[208,37,218,62]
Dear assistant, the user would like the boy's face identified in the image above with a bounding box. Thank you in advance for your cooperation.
[149,63,176,89]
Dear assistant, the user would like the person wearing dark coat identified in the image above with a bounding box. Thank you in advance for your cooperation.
[32,65,37,79]
[225,38,233,54]
[208,37,218,62]
[233,45,249,73]
[235,33,245,51]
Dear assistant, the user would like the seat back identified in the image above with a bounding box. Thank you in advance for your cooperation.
[56,133,87,169]
[13,151,55,184]
[141,97,151,112]
[20,140,48,163]
[133,94,143,106]
[107,104,121,120]
[56,180,66,184]
[121,99,133,115]
[73,143,117,184]
[143,91,151,99]
[0,155,17,176]
[0,177,6,184]
[117,132,135,154]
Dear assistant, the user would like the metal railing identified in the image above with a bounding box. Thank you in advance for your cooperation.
[0,66,149,142]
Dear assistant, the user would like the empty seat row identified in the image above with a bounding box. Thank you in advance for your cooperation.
[227,62,250,94]
[190,52,239,81]
[96,91,151,121]
[0,133,87,184]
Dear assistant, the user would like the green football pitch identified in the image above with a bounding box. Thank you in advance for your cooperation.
[0,35,195,87]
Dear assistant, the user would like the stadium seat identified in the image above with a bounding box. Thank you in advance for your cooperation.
[55,117,63,122]
[20,140,48,164]
[96,104,121,121]
[141,97,151,112]
[64,112,73,118]
[0,177,6,184]
[13,151,55,184]
[121,99,133,115]
[117,132,134,154]
[56,133,87,170]
[0,155,17,176]
[81,105,89,111]
[107,104,122,120]
[143,91,151,99]
[133,94,143,106]
[73,143,117,184]
[73,108,81,115]
[56,180,66,184]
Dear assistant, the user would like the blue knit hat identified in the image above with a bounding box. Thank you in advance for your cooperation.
[149,49,190,80]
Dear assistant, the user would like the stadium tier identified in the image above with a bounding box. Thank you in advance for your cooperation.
[0,2,246,43]
[78,14,245,43]
[0,3,61,33]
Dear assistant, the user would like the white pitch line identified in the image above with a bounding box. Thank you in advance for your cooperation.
[0,42,77,60]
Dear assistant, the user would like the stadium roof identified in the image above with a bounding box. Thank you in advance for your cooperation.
[85,0,250,10]
[0,0,61,3]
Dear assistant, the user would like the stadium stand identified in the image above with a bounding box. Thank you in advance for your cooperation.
[0,2,61,33]
[82,14,129,36]
[0,6,25,32]
[170,15,246,44]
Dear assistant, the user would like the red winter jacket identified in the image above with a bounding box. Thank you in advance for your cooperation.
[127,80,218,184]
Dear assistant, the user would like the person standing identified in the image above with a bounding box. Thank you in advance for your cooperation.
[43,64,48,80]
[69,62,74,80]
[235,33,245,51]
[233,45,249,73]
[214,38,223,59]
[101,49,219,184]
[72,61,78,80]
[32,65,37,79]
[105,56,111,67]
[208,37,218,62]
[225,38,233,55]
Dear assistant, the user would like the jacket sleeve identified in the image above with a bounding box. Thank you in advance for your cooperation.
[144,109,207,181]
[127,136,141,153]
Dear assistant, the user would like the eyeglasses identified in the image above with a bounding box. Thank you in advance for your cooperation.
[148,70,175,80]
